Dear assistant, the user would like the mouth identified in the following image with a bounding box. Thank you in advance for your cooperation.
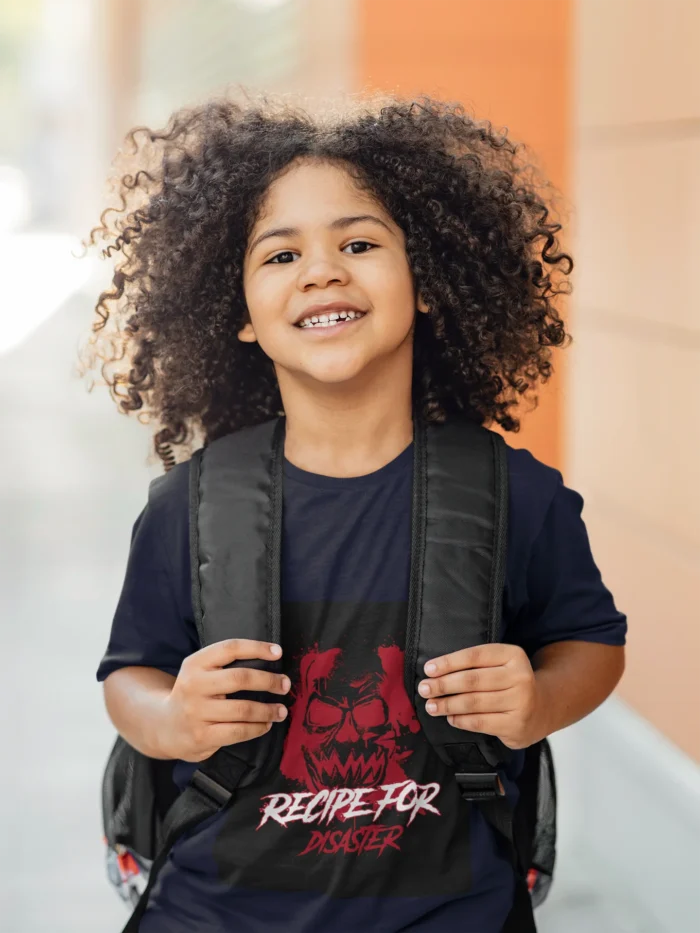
[304,747,387,789]
[295,308,367,331]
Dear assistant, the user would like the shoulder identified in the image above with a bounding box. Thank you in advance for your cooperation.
[147,458,191,511]
[128,459,192,587]
[505,444,562,500]
[137,458,193,617]
[501,441,627,650]
[504,443,564,556]
[501,441,580,621]
[143,459,191,537]
[96,459,197,682]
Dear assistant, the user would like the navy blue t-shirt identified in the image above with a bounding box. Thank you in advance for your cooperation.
[97,441,626,932]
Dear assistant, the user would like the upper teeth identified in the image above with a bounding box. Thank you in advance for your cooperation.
[298,310,364,328]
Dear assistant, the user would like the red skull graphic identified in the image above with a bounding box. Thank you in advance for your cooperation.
[280,643,421,793]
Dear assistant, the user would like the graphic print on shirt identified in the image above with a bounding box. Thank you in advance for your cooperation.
[256,640,444,858]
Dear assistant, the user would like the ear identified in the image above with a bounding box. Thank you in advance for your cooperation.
[237,321,258,343]
[416,292,430,315]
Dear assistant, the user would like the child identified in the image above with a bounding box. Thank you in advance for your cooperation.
[87,92,627,932]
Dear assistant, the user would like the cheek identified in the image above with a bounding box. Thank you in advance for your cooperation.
[375,292,418,342]
[242,278,286,342]
[369,261,417,329]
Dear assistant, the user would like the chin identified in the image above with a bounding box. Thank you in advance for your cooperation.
[304,364,369,387]
[275,339,411,390]
[288,350,374,387]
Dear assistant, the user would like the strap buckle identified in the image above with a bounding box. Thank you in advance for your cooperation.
[455,771,505,800]
[191,769,233,807]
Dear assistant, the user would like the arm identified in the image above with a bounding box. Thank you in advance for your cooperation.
[103,666,177,760]
[530,640,625,740]
[418,640,625,750]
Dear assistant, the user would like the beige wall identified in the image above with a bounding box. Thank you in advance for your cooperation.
[570,0,700,761]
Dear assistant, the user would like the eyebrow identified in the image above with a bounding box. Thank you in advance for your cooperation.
[247,214,393,255]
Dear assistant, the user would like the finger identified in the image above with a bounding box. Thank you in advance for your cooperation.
[203,720,274,747]
[445,712,511,735]
[203,667,291,697]
[197,639,282,670]
[418,665,512,699]
[424,643,515,677]
[425,689,518,718]
[201,698,288,724]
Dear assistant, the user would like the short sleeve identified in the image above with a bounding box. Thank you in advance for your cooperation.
[96,462,198,681]
[508,474,627,656]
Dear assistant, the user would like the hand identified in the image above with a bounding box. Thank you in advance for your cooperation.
[417,643,547,750]
[160,639,291,762]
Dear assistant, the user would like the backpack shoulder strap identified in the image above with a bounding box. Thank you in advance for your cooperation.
[405,418,537,931]
[120,747,250,933]
[190,416,284,648]
[406,416,513,800]
[187,414,287,788]
[120,417,285,933]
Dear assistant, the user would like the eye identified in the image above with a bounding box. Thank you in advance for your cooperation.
[265,241,377,264]
[307,697,343,727]
[266,250,296,264]
[343,240,377,255]
[353,697,387,729]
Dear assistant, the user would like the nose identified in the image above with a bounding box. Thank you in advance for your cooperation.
[297,251,351,291]
[335,709,360,744]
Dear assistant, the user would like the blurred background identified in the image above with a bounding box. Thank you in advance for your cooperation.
[0,1,698,931]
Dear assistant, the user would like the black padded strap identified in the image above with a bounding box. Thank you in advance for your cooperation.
[476,796,537,933]
[501,873,537,933]
[193,417,284,649]
[407,419,513,791]
[445,738,510,800]
[120,751,250,932]
[120,787,217,932]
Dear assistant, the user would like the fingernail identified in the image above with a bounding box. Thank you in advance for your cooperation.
[277,705,288,720]
[281,676,291,692]
[418,682,430,697]
[270,644,282,657]
[424,662,437,675]
[426,701,437,714]
[447,715,454,726]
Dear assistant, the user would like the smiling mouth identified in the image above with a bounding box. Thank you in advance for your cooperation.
[296,310,367,330]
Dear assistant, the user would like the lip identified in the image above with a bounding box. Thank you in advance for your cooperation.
[293,301,367,327]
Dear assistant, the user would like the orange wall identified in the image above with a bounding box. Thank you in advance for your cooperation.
[355,0,572,471]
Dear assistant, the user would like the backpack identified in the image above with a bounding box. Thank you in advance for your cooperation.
[101,415,557,932]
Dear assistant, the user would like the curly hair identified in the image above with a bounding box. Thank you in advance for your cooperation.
[80,90,572,470]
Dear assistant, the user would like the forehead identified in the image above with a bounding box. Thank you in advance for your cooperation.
[253,159,388,225]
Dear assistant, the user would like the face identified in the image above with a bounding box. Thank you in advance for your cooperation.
[279,643,421,793]
[240,159,428,390]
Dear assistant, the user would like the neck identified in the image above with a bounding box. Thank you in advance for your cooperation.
[278,362,414,478]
